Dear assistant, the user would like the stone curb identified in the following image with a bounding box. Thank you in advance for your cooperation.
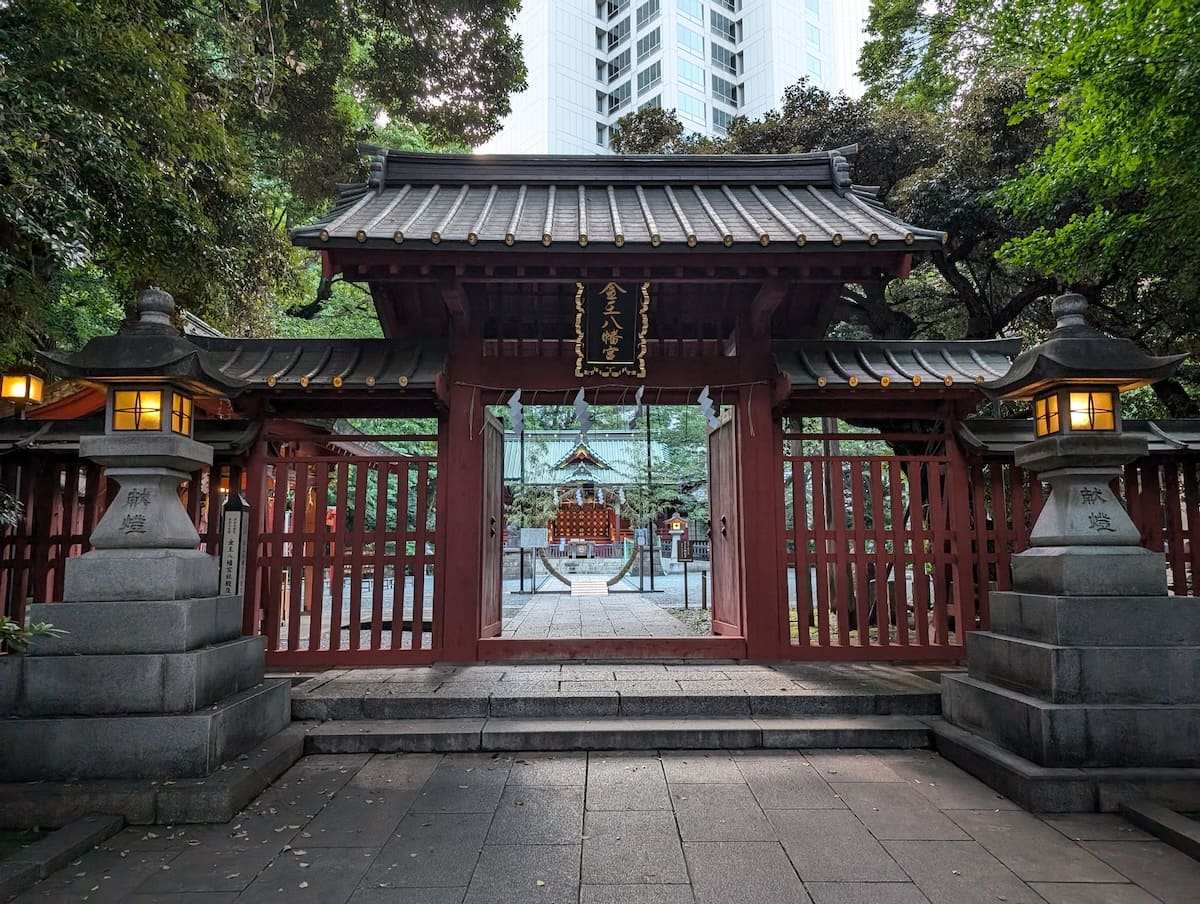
[0,812,123,903]
[1119,800,1200,862]
[0,723,305,831]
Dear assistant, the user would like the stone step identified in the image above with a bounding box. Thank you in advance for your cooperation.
[292,687,942,721]
[942,673,1200,769]
[302,715,933,754]
[570,577,610,596]
[0,680,291,782]
[966,631,1200,705]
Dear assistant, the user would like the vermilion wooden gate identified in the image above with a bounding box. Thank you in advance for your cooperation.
[252,450,441,666]
[783,426,976,660]
[708,411,744,636]
[479,416,505,638]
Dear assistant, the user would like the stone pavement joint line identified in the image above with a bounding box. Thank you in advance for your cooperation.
[13,749,1199,904]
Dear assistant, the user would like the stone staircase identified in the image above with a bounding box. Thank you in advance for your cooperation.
[570,577,610,596]
[288,663,946,755]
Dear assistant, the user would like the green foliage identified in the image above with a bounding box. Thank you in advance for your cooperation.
[0,617,65,653]
[0,0,525,365]
[858,0,1199,412]
[996,2,1200,297]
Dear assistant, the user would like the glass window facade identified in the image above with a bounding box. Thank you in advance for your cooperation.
[637,27,661,61]
[712,74,738,107]
[678,23,704,57]
[678,56,705,89]
[710,10,736,43]
[712,43,737,75]
[638,61,662,94]
[678,91,705,123]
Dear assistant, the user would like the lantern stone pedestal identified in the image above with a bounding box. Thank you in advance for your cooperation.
[0,434,295,826]
[935,433,1200,811]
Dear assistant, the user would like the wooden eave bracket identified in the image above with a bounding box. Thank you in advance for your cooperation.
[750,279,789,336]
[438,278,470,327]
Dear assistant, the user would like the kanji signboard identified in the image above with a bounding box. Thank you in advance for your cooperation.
[574,281,649,377]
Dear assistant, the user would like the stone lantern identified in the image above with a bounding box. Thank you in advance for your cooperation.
[39,287,248,599]
[936,293,1198,811]
[981,292,1184,594]
[2,289,290,805]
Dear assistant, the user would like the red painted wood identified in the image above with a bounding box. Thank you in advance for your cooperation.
[1182,463,1200,596]
[253,452,441,665]
[869,458,890,649]
[906,459,932,648]
[346,459,369,650]
[926,455,950,646]
[396,458,415,648]
[739,388,787,658]
[328,461,349,649]
[810,457,832,647]
[790,458,812,647]
[828,458,851,646]
[708,412,743,637]
[849,458,871,647]
[479,416,505,639]
[1162,461,1188,593]
[440,381,488,660]
[887,459,910,646]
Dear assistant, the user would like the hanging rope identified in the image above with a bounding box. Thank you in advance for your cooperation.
[605,546,640,586]
[536,548,572,586]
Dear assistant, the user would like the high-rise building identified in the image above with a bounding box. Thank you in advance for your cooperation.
[480,0,871,154]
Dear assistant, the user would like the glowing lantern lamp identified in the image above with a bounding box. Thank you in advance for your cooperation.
[1,372,45,408]
[982,293,1184,588]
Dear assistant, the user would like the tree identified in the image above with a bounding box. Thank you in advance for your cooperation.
[859,0,1199,412]
[0,0,526,366]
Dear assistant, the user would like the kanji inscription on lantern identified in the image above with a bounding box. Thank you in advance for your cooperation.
[1087,511,1117,533]
[1079,486,1107,505]
[575,281,650,377]
[125,488,153,508]
[119,513,147,534]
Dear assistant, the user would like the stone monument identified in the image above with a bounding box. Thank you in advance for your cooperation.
[0,290,290,810]
[936,293,1199,811]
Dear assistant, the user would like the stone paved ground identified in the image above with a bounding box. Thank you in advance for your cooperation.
[15,749,1200,903]
[502,592,700,638]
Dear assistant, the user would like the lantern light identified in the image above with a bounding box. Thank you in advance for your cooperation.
[1,373,44,407]
[109,384,195,437]
[1031,386,1118,438]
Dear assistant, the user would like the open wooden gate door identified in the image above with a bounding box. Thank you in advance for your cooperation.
[479,414,505,638]
[708,410,744,636]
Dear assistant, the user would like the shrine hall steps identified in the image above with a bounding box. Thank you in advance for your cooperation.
[290,666,944,754]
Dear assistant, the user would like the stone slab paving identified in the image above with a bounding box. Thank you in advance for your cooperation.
[14,748,1200,904]
[502,591,699,638]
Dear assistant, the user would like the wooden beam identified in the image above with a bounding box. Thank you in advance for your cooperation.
[438,277,469,326]
[750,279,789,336]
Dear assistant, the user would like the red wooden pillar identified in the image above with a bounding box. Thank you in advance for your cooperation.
[438,382,487,661]
[738,383,789,660]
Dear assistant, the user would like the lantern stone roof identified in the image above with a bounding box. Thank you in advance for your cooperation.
[189,337,445,393]
[983,294,1186,399]
[774,338,1020,389]
[39,289,249,396]
[292,146,947,253]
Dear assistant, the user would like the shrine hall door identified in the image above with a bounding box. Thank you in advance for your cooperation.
[708,410,745,636]
[480,416,505,638]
